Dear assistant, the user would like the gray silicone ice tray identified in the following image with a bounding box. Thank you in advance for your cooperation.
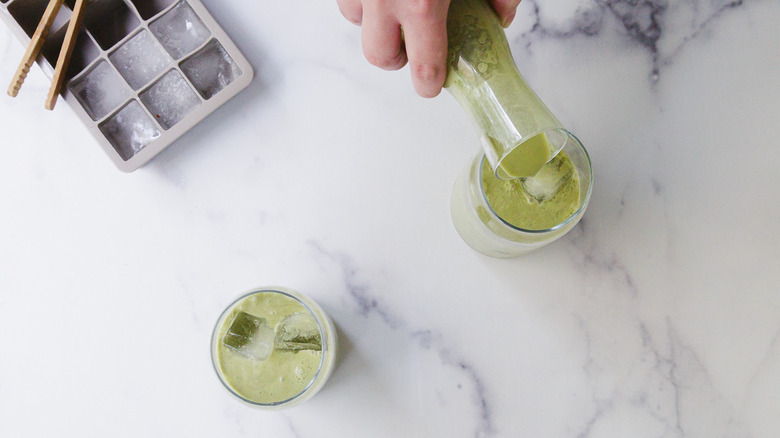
[1,0,253,171]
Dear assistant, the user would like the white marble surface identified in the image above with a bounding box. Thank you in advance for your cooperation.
[1,0,779,436]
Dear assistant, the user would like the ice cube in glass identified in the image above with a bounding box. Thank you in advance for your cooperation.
[222,311,275,361]
[520,153,576,202]
[275,312,322,352]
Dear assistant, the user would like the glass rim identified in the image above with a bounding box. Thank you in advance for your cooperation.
[479,131,594,234]
[210,287,328,408]
[493,127,569,181]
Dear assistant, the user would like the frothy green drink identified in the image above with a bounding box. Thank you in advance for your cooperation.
[450,134,592,258]
[212,288,337,408]
[481,151,580,230]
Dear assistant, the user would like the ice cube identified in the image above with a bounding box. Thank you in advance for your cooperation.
[149,1,210,59]
[520,153,575,202]
[222,311,275,361]
[99,101,161,160]
[140,70,200,129]
[109,30,170,90]
[69,60,132,121]
[274,312,322,352]
[180,39,242,100]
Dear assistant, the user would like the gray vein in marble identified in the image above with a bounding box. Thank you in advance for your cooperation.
[603,0,666,78]
[568,218,639,297]
[743,327,780,404]
[309,240,403,330]
[282,414,302,438]
[309,241,495,437]
[573,314,614,438]
[517,0,747,82]
[413,330,494,437]
[660,0,745,65]
[571,315,751,437]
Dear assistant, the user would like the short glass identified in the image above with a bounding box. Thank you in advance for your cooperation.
[211,286,337,409]
[450,132,593,258]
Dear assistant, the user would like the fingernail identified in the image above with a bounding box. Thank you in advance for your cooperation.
[502,11,516,28]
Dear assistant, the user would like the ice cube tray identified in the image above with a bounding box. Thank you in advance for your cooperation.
[1,0,252,172]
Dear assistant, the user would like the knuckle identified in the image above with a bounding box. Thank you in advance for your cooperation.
[365,51,405,70]
[413,63,444,82]
[406,0,439,19]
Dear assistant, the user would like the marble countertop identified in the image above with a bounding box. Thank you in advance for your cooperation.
[1,0,779,436]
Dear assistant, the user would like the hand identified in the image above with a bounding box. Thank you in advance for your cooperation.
[337,0,523,98]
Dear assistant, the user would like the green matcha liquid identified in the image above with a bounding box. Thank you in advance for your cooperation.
[450,135,592,258]
[445,0,569,178]
[212,288,337,408]
[481,151,580,230]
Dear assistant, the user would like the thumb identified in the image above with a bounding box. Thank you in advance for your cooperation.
[489,0,522,28]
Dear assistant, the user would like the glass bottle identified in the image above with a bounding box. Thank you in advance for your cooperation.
[445,0,571,179]
[445,0,594,257]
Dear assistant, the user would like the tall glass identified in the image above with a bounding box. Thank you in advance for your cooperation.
[445,0,570,179]
[450,132,593,257]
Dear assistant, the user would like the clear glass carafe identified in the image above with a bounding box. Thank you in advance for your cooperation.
[445,0,594,257]
[445,0,571,179]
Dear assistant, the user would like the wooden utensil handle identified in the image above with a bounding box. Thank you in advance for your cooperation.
[7,0,65,97]
[44,0,87,110]
[8,60,34,98]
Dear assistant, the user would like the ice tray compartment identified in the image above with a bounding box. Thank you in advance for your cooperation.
[42,28,100,79]
[8,0,71,37]
[139,69,200,129]
[129,0,174,20]
[0,0,253,172]
[149,0,209,59]
[83,0,140,50]
[108,29,169,90]
[180,38,241,100]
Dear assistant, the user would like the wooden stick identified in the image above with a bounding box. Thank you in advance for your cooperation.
[44,0,88,111]
[7,0,65,97]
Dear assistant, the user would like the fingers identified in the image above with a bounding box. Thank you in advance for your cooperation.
[489,0,522,27]
[341,0,451,97]
[400,7,449,98]
[337,0,363,25]
[361,4,407,70]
